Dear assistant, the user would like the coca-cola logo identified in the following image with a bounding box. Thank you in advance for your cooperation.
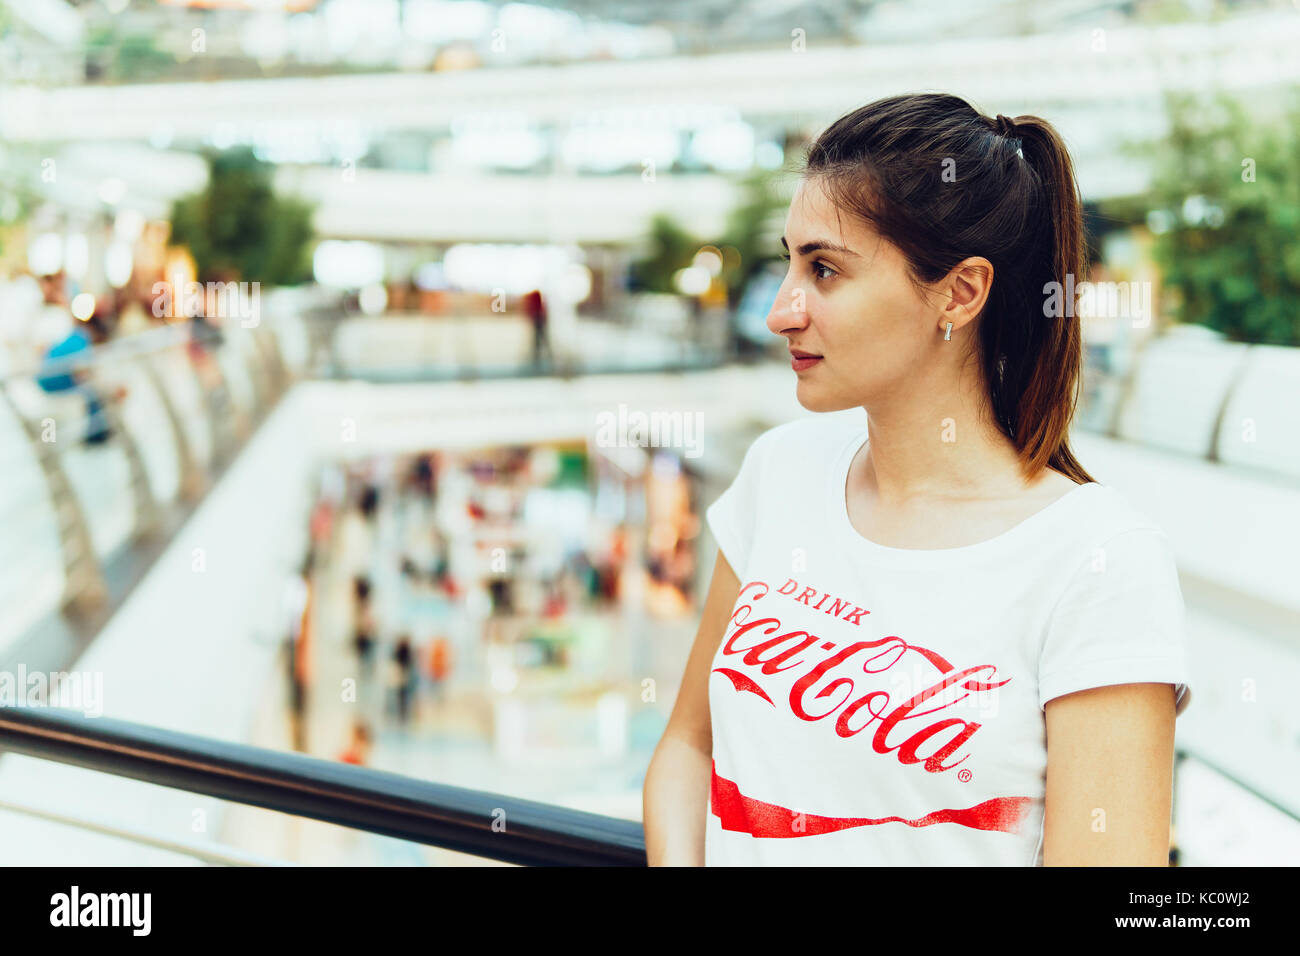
[710,579,1035,838]
[713,579,1011,775]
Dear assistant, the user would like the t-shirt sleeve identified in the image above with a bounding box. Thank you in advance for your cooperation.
[1038,526,1192,716]
[704,427,774,577]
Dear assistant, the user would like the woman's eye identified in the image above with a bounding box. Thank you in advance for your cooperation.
[780,252,835,281]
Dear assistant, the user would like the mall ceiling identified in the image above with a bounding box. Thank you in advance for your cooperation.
[48,0,1163,52]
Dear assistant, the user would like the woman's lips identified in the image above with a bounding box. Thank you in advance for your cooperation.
[791,355,823,371]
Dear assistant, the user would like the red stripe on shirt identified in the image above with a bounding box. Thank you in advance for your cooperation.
[710,761,1032,837]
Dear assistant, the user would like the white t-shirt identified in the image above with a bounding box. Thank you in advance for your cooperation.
[703,414,1192,866]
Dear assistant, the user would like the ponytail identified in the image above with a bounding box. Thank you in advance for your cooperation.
[995,114,1093,483]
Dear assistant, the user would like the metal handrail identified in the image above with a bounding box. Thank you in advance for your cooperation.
[0,705,648,867]
[2,317,226,385]
[326,351,732,384]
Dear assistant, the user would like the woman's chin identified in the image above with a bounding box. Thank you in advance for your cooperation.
[793,385,834,413]
[794,383,856,414]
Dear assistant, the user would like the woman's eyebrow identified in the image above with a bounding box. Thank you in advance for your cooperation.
[780,235,862,259]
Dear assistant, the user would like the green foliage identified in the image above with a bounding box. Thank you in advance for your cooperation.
[628,167,788,299]
[169,148,316,285]
[717,168,789,305]
[627,213,699,294]
[1140,88,1300,346]
[84,25,174,83]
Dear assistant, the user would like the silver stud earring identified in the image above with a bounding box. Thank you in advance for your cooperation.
[944,322,952,341]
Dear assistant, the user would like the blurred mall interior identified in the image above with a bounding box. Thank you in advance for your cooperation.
[0,0,1298,866]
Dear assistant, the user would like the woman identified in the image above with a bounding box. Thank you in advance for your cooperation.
[643,93,1191,867]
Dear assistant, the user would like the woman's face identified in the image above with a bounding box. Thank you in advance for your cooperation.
[766,177,943,413]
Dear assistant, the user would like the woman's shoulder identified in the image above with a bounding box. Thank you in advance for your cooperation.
[1063,480,1173,554]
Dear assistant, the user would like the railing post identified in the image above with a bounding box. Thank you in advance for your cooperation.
[236,326,272,419]
[0,383,107,614]
[139,352,204,502]
[189,328,239,465]
[250,323,288,402]
[1205,344,1254,464]
[98,384,162,541]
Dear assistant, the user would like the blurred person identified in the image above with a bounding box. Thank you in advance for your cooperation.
[35,311,118,445]
[82,309,113,346]
[335,484,377,589]
[309,494,336,551]
[359,483,380,522]
[541,576,566,619]
[283,554,315,752]
[487,576,513,616]
[389,634,417,724]
[437,564,462,600]
[34,273,70,341]
[597,553,620,604]
[185,301,217,349]
[427,635,452,706]
[186,313,225,398]
[522,288,553,368]
[338,721,373,766]
[644,94,1191,868]
[409,453,437,500]
[430,528,450,584]
[352,575,377,678]
[668,537,696,599]
[569,550,597,600]
[611,523,628,564]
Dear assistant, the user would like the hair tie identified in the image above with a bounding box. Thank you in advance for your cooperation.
[993,114,1018,138]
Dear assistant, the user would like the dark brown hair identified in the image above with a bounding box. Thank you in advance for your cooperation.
[801,92,1094,484]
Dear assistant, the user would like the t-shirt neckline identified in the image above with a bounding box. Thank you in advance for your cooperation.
[826,426,1101,567]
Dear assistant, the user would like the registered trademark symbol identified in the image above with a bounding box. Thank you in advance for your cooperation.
[957,769,972,782]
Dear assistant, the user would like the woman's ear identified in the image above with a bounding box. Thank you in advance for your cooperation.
[940,257,994,334]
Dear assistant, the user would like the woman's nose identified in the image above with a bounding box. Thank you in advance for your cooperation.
[766,281,810,336]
